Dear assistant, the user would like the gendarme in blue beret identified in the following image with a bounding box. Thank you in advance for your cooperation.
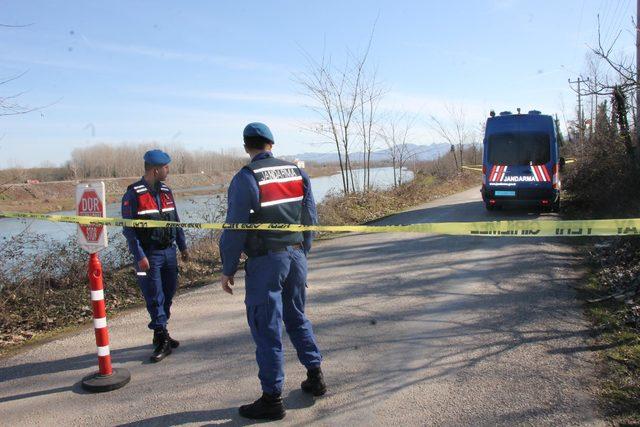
[243,122,274,144]
[144,149,171,166]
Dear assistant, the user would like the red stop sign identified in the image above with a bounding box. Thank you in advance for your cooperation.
[78,189,104,242]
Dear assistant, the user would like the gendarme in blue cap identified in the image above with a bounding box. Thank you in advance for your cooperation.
[243,122,275,145]
[143,149,171,166]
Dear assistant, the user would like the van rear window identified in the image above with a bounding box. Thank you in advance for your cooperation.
[488,132,550,165]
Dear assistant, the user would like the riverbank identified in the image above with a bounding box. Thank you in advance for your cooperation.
[0,170,474,355]
[0,163,340,214]
[0,172,228,214]
[318,171,477,226]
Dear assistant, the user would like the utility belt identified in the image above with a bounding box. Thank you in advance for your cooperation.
[245,243,303,258]
[142,241,175,252]
[244,228,304,258]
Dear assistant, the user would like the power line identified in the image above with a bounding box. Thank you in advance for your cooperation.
[610,0,633,41]
[599,0,616,40]
[603,0,627,46]
[572,0,587,65]
[599,0,618,47]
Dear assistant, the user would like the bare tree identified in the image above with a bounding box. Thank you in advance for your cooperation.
[378,113,414,187]
[0,71,34,116]
[430,104,473,172]
[68,142,245,179]
[581,16,640,165]
[297,29,381,194]
[0,34,40,190]
[589,15,636,92]
[0,71,58,118]
[584,53,604,136]
[358,67,385,192]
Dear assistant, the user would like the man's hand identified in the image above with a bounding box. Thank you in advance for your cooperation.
[221,274,235,295]
[181,250,190,262]
[138,257,150,271]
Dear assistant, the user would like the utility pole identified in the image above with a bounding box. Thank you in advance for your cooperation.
[569,77,589,149]
[594,76,598,131]
[636,0,639,141]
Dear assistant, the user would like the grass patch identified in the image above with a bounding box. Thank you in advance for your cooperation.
[577,240,640,425]
[318,172,477,226]
[1,171,478,356]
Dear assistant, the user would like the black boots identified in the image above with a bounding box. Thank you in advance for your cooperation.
[301,367,327,396]
[238,393,286,420]
[150,328,173,363]
[238,368,325,420]
[152,329,180,349]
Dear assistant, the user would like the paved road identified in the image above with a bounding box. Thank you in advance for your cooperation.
[0,187,604,426]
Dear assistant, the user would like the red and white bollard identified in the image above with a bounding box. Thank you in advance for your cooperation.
[81,253,130,392]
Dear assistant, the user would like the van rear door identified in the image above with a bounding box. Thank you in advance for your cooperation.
[485,130,554,203]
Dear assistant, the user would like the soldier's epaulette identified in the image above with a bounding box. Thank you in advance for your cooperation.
[129,183,148,194]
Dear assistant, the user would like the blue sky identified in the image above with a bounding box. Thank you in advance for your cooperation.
[0,0,636,168]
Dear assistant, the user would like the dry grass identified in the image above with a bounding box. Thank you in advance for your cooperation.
[0,169,478,354]
[580,238,640,424]
[318,171,478,226]
[0,232,221,352]
[563,135,640,218]
[562,127,640,424]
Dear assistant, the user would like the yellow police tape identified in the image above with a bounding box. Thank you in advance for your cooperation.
[462,165,483,172]
[1,212,639,237]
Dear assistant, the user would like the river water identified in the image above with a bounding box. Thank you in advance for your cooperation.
[0,167,412,244]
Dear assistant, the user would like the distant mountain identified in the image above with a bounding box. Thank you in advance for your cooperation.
[286,143,451,164]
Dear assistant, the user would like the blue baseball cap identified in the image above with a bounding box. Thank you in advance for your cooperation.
[143,149,171,166]
[243,122,274,144]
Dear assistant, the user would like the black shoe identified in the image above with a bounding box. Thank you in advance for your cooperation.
[150,331,172,363]
[301,367,327,396]
[153,330,180,349]
[238,393,286,420]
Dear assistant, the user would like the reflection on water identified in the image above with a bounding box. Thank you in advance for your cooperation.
[0,167,412,244]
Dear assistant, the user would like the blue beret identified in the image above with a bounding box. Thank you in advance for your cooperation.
[143,149,171,166]
[243,122,274,144]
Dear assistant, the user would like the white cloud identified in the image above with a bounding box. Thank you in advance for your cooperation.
[83,38,287,72]
[491,0,518,10]
[125,86,305,106]
[380,91,490,121]
[1,53,115,72]
[1,102,325,161]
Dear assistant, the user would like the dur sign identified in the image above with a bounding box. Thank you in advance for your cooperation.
[76,182,108,253]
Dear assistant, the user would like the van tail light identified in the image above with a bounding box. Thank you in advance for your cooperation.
[482,165,487,185]
[489,199,496,205]
[541,199,550,205]
[552,163,561,189]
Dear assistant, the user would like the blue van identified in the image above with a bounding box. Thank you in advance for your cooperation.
[481,110,564,212]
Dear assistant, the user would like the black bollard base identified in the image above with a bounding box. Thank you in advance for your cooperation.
[81,367,131,393]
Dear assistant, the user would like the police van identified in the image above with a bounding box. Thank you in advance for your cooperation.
[481,109,564,212]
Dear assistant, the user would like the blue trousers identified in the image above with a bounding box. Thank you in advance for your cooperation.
[244,246,322,395]
[135,246,178,330]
